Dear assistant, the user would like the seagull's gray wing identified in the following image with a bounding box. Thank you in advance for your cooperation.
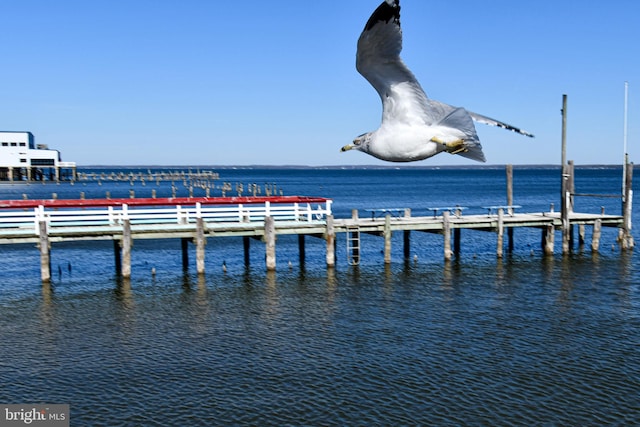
[356,1,438,126]
[468,111,535,138]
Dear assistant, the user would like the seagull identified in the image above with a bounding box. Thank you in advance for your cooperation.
[341,0,533,162]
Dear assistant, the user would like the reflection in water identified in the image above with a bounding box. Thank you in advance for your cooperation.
[2,252,637,426]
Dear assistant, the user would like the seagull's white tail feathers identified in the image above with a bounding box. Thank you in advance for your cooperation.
[436,107,487,163]
[457,142,486,163]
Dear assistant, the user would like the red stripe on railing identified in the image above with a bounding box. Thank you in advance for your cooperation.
[0,196,330,209]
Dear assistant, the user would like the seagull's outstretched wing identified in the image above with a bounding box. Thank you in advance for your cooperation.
[468,111,535,138]
[356,0,438,126]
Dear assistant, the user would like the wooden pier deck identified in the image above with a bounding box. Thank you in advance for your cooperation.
[0,196,631,282]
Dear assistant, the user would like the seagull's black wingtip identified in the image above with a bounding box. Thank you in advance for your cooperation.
[364,0,400,32]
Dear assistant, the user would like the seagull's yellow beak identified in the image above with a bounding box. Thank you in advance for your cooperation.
[341,144,354,152]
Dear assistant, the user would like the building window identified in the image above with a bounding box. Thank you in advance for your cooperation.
[10,142,17,146]
[1,142,8,146]
[31,159,55,166]
[20,159,27,163]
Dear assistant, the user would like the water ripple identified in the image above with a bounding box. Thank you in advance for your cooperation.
[1,256,639,426]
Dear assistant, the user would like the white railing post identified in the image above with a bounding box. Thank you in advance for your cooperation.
[122,204,129,221]
[326,200,333,216]
[306,203,312,222]
[265,201,271,217]
[196,202,202,219]
[238,204,244,222]
[176,205,183,224]
[34,206,45,236]
[108,206,115,225]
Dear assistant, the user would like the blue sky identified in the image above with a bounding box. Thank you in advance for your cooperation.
[2,1,639,166]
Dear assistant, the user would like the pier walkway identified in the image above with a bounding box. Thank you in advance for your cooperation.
[0,196,629,282]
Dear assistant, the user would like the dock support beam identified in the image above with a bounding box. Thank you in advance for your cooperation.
[592,219,602,252]
[403,231,411,259]
[326,215,335,267]
[497,208,504,258]
[298,235,306,266]
[443,211,453,260]
[114,240,122,276]
[38,221,51,283]
[384,214,392,264]
[265,216,276,271]
[196,217,206,274]
[243,237,251,266]
[403,208,411,259]
[181,238,189,271]
[542,224,555,255]
[121,219,132,278]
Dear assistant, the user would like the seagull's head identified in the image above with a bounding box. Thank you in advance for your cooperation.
[342,132,372,154]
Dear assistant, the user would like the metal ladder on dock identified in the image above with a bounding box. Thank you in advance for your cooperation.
[346,225,361,266]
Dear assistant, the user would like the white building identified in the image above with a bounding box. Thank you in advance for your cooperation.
[0,131,76,181]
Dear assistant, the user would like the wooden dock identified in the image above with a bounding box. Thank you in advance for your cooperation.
[0,195,632,282]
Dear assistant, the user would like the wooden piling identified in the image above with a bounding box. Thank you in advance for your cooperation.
[384,214,392,264]
[196,217,206,274]
[592,219,602,252]
[298,235,306,266]
[497,208,504,258]
[543,224,555,255]
[325,214,335,267]
[113,240,122,276]
[443,211,453,260]
[181,238,189,270]
[265,216,276,271]
[403,208,411,259]
[403,231,411,259]
[121,219,132,278]
[243,237,251,266]
[38,221,51,282]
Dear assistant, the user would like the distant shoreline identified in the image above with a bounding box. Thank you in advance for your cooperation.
[73,164,630,170]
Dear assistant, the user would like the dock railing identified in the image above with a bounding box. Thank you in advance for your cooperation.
[0,198,333,236]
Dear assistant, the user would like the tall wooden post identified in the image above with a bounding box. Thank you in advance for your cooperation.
[561,161,573,254]
[326,215,336,267]
[39,221,51,282]
[265,216,276,271]
[506,164,515,251]
[621,162,634,249]
[560,95,571,255]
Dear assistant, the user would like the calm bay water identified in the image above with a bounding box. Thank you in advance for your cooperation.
[1,166,639,426]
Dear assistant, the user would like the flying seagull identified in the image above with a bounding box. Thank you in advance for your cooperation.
[341,0,533,162]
